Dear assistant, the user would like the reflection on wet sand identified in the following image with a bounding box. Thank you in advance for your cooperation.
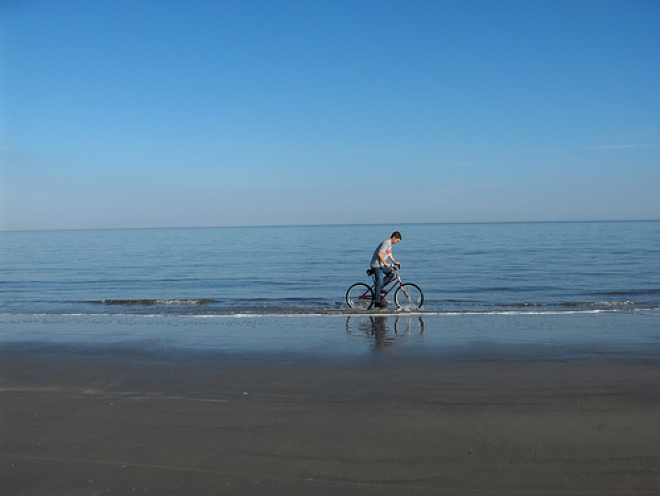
[345,315,425,351]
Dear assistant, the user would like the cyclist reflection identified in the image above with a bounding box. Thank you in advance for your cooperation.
[345,315,425,352]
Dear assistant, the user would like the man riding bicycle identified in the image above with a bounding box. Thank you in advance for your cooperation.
[370,231,402,308]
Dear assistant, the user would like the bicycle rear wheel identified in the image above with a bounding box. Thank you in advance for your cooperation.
[394,283,424,311]
[346,283,374,310]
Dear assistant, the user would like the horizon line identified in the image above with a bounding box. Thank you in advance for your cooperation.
[1,218,658,234]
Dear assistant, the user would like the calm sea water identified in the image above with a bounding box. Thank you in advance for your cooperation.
[1,221,658,317]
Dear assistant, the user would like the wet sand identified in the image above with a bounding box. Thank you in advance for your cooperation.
[1,345,659,495]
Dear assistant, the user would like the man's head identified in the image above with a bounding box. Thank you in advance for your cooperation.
[391,231,402,244]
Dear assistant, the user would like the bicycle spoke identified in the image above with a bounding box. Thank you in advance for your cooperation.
[395,283,424,311]
[346,283,374,310]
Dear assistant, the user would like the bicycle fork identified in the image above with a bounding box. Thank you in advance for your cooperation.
[396,274,410,299]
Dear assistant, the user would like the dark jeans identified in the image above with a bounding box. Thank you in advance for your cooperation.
[373,266,393,303]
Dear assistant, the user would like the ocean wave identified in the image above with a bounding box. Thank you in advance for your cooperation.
[499,300,637,309]
[560,300,635,307]
[100,299,216,306]
[1,306,658,320]
[592,289,660,297]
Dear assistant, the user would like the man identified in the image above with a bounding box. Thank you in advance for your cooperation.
[370,231,402,308]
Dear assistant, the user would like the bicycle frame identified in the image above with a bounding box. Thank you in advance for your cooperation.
[372,271,404,300]
[347,265,423,311]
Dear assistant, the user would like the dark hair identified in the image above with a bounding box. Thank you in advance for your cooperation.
[391,231,402,240]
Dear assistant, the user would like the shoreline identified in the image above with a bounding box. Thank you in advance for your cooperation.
[1,311,659,361]
[2,341,659,495]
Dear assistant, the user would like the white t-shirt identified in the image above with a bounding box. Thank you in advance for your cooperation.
[370,239,392,269]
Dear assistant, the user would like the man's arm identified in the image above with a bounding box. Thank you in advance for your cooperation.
[378,251,391,267]
[388,238,399,266]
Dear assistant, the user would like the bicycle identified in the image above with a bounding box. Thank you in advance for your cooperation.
[346,265,424,311]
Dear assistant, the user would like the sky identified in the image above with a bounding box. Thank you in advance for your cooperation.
[1,0,658,230]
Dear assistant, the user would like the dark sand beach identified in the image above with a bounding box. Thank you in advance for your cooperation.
[2,342,659,495]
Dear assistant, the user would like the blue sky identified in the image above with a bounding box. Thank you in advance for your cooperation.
[1,0,658,230]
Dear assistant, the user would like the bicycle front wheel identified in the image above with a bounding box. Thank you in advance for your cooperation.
[394,283,424,311]
[346,283,374,310]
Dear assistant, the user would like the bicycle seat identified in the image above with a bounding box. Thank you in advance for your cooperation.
[366,268,375,276]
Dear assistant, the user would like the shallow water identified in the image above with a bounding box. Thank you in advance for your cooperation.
[2,312,658,362]
[1,222,658,317]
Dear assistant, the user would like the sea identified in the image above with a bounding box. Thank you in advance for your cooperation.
[1,222,658,359]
